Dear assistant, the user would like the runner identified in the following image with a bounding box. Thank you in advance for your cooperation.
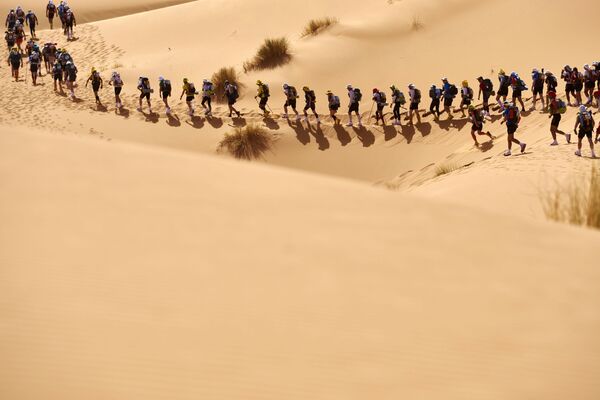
[223,80,241,118]
[509,72,526,111]
[496,69,510,111]
[476,76,494,117]
[108,72,124,110]
[52,60,63,92]
[390,85,406,125]
[546,91,570,145]
[346,84,362,127]
[201,79,214,116]
[64,9,76,40]
[14,21,25,51]
[27,50,41,85]
[459,80,473,117]
[5,10,16,30]
[572,67,584,106]
[561,65,575,106]
[468,105,494,147]
[42,42,57,74]
[302,86,319,123]
[583,64,596,106]
[326,90,341,124]
[5,29,16,51]
[46,0,56,29]
[7,47,22,82]
[15,7,25,25]
[407,83,421,125]
[64,60,77,99]
[179,78,196,116]
[501,101,527,156]
[282,83,299,119]
[57,1,66,31]
[371,88,386,125]
[254,80,270,117]
[531,68,545,110]
[574,106,596,158]
[137,76,153,113]
[158,76,172,114]
[85,67,103,105]
[544,71,558,106]
[441,78,457,119]
[25,10,38,39]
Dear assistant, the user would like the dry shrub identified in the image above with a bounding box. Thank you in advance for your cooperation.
[411,16,424,31]
[218,124,274,160]
[301,17,338,37]
[541,165,600,229]
[211,67,244,104]
[243,37,291,72]
[435,163,458,177]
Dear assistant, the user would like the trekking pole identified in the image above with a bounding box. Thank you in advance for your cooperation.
[367,101,375,121]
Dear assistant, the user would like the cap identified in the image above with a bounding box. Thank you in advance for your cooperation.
[547,91,556,98]
[579,105,587,113]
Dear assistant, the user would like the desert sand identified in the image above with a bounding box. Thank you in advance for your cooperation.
[1,0,599,398]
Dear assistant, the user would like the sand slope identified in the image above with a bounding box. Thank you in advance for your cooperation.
[1,127,599,399]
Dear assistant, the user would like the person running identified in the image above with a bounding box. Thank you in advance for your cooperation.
[441,78,457,119]
[46,0,56,29]
[583,64,596,106]
[326,90,341,124]
[509,72,526,111]
[546,91,570,146]
[5,10,17,30]
[57,1,66,30]
[64,9,76,41]
[468,105,494,147]
[25,10,38,39]
[42,42,57,74]
[254,80,270,116]
[85,67,103,105]
[477,76,494,117]
[201,79,214,116]
[459,80,473,117]
[531,68,545,110]
[572,67,584,106]
[562,65,575,105]
[5,29,16,51]
[27,50,41,85]
[496,69,510,110]
[501,101,526,156]
[390,85,406,125]
[52,60,63,92]
[64,60,77,99]
[574,106,596,158]
[346,84,362,127]
[302,86,319,123]
[282,83,299,119]
[25,38,36,56]
[407,84,421,125]
[179,78,197,116]
[14,21,25,51]
[223,80,241,118]
[544,71,558,106]
[109,71,124,110]
[15,7,25,25]
[137,76,153,113]
[158,76,172,114]
[372,88,386,125]
[7,47,22,82]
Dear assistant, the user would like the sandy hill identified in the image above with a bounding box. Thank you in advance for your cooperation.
[1,127,599,400]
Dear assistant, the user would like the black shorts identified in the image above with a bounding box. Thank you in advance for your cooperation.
[507,123,518,135]
[512,88,522,98]
[53,73,62,82]
[92,82,101,92]
[565,83,574,94]
[115,87,122,95]
[498,86,509,96]
[533,84,544,95]
[160,90,169,98]
[482,91,491,102]
[585,81,595,89]
[349,102,359,113]
[185,95,194,102]
[304,102,316,112]
[10,62,20,70]
[329,106,339,112]
[285,99,296,108]
[7,41,15,48]
[461,98,471,106]
[471,123,483,132]
[410,102,419,110]
[259,97,268,107]
[551,114,561,127]
[443,97,453,107]
[140,92,150,100]
[578,129,592,139]
[227,97,236,106]
[574,82,583,92]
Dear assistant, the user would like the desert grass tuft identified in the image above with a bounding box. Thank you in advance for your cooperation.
[243,37,291,73]
[301,17,338,37]
[211,67,244,103]
[218,124,274,160]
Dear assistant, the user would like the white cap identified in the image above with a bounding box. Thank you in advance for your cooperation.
[579,105,587,113]
[158,76,164,81]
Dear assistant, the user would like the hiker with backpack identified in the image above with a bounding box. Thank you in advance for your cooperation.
[109,72,124,110]
[254,80,270,117]
[326,90,341,124]
[496,69,510,111]
[477,76,494,117]
[562,65,575,106]
[428,85,442,120]
[346,85,362,127]
[46,0,56,29]
[15,7,25,25]
[574,106,596,158]
[5,29,16,51]
[572,67,584,106]
[546,91,570,146]
[302,86,319,123]
[390,85,406,125]
[544,71,558,106]
[531,68,545,111]
[85,68,103,105]
[52,60,63,92]
[25,10,38,39]
[42,43,57,74]
[282,83,299,119]
[201,79,214,116]
[64,60,77,99]
[223,80,241,118]
[372,88,386,125]
[408,84,422,125]
[583,64,596,106]
[180,78,196,116]
[27,50,41,85]
[459,80,474,117]
[7,47,22,82]
[64,9,76,41]
[5,10,16,30]
[441,78,457,119]
[509,72,526,112]
[14,21,25,52]
[158,76,172,114]
[57,1,66,30]
[501,101,527,156]
[468,105,494,147]
[138,76,153,113]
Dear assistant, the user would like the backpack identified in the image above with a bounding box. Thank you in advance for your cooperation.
[379,92,387,103]
[261,83,269,97]
[413,88,421,102]
[557,99,567,114]
[30,52,40,65]
[230,84,239,99]
[473,110,484,123]
[507,106,519,123]
[547,75,557,88]
[580,112,593,130]
[395,89,407,104]
[307,90,316,102]
[463,87,473,99]
[517,79,528,91]
[449,84,458,96]
[330,95,340,107]
[47,3,56,12]
[160,79,171,94]
[187,82,196,94]
[483,78,494,92]
[353,88,362,102]
[52,63,62,75]
[9,51,20,64]
[288,86,297,98]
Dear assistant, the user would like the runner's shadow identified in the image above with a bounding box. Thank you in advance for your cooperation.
[142,111,159,123]
[383,125,397,141]
[399,124,416,144]
[289,120,310,145]
[264,117,279,130]
[479,140,494,152]
[56,90,67,97]
[309,124,329,151]
[94,103,109,113]
[231,117,247,127]
[333,124,352,146]
[416,122,432,137]
[116,107,130,118]
[72,97,83,103]
[207,117,223,129]
[353,126,375,147]
[166,113,180,127]
[186,115,204,129]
